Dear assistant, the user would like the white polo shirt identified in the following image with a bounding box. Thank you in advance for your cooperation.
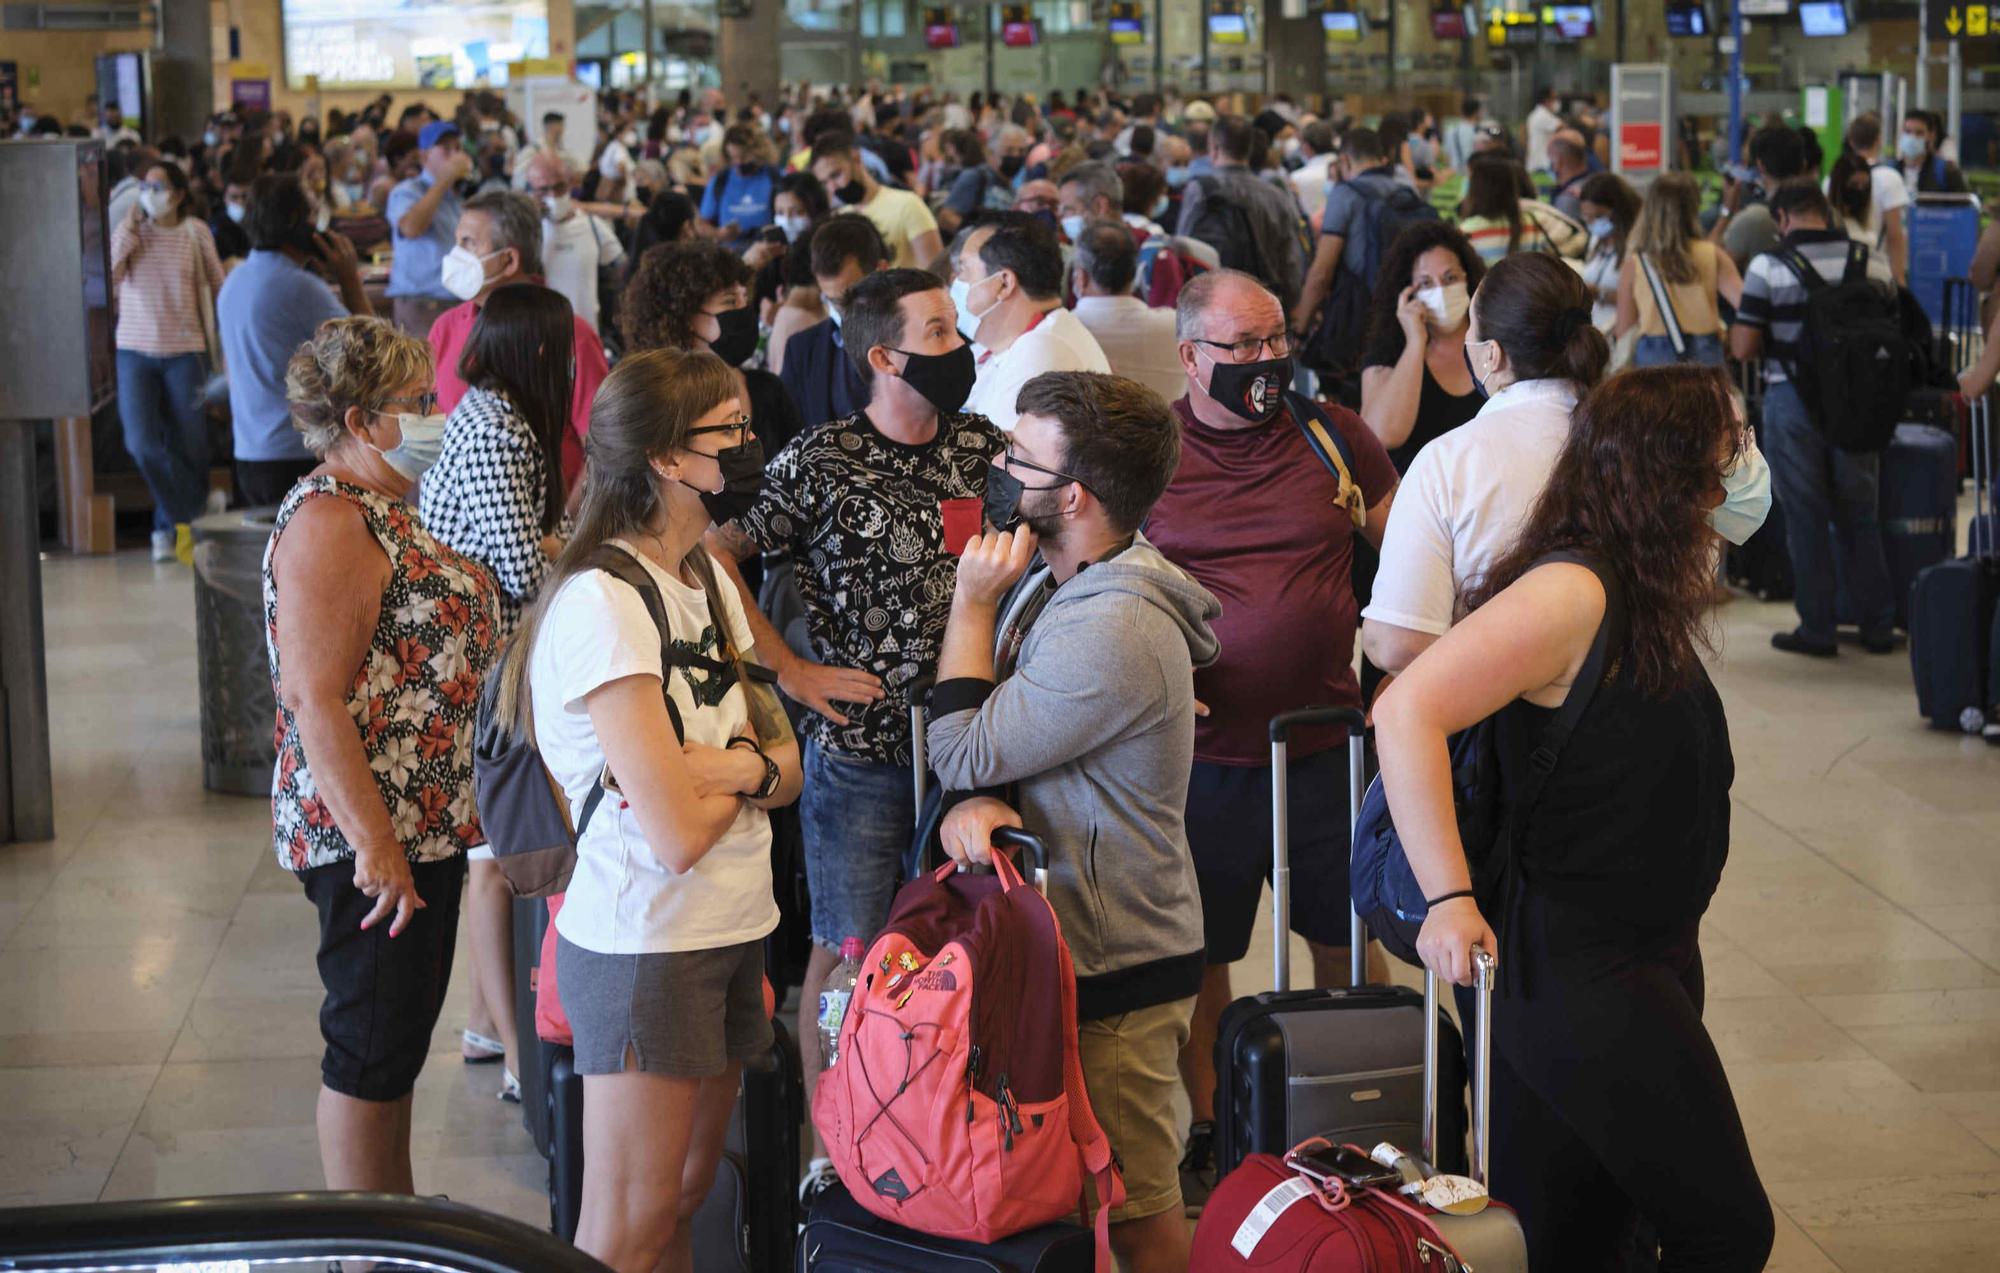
[965,306,1112,431]
[1070,295,1185,405]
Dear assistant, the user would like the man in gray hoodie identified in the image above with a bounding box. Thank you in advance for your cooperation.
[925,370,1220,1273]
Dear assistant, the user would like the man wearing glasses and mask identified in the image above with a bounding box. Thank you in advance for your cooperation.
[1146,269,1400,1214]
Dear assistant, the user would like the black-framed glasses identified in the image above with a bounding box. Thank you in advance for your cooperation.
[1005,449,1093,493]
[376,392,440,416]
[1193,332,1292,362]
[688,413,753,445]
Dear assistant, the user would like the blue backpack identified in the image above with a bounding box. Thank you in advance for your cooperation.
[1349,553,1621,965]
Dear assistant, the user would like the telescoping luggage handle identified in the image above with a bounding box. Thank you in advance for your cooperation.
[908,674,935,824]
[1423,950,1496,1186]
[1267,707,1368,993]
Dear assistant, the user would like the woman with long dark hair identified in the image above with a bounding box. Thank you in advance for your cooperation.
[1373,365,1774,1271]
[1576,171,1639,334]
[1359,220,1486,470]
[498,348,802,1273]
[1458,153,1551,263]
[418,281,576,1103]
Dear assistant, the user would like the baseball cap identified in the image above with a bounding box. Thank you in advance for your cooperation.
[417,120,460,150]
[1183,100,1218,123]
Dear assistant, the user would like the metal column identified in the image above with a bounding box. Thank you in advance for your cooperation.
[1919,0,1930,110]
[0,423,54,843]
[1950,37,1963,152]
[1727,0,1744,169]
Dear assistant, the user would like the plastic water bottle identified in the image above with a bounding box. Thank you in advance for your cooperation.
[818,937,865,1071]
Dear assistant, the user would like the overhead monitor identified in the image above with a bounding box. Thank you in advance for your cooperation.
[1322,10,1363,39]
[1666,2,1709,34]
[1798,0,1848,33]
[1110,16,1145,41]
[1545,4,1595,37]
[1739,0,1790,14]
[281,0,551,90]
[923,7,960,46]
[1431,6,1469,37]
[1208,12,1250,41]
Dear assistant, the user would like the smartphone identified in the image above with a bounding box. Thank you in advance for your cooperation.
[1285,1141,1403,1190]
[756,224,788,246]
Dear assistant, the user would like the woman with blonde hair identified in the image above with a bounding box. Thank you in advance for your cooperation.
[1615,171,1742,367]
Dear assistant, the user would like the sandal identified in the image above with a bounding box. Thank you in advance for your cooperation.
[461,1028,505,1064]
[499,1069,521,1104]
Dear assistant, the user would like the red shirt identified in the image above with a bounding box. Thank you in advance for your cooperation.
[429,292,611,491]
[1148,396,1398,765]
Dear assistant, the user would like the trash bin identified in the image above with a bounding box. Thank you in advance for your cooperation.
[192,508,278,796]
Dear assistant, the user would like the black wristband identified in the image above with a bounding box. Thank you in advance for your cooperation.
[1426,888,1477,909]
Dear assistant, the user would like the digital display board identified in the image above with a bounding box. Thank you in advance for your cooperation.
[1322,10,1363,39]
[282,0,551,91]
[1666,2,1709,33]
[1798,0,1849,33]
[1209,13,1250,41]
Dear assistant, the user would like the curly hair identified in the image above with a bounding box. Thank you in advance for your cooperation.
[1362,220,1487,370]
[619,239,753,353]
[1464,364,1741,696]
[284,316,434,456]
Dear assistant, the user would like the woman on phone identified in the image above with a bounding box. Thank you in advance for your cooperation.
[1372,365,1775,1272]
[1357,221,1486,472]
[496,348,802,1273]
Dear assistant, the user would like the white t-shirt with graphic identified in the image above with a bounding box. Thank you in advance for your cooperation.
[533,540,778,955]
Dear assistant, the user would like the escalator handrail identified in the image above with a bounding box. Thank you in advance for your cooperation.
[0,1191,611,1272]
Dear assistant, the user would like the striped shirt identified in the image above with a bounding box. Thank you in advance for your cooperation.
[1734,229,1895,384]
[1458,215,1553,265]
[111,215,225,357]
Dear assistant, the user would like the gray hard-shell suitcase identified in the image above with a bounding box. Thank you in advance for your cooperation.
[1211,707,1470,1180]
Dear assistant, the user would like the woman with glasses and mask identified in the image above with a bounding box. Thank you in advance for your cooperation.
[1362,252,1610,676]
[418,283,577,1103]
[112,157,226,563]
[493,348,803,1273]
[622,240,807,455]
[267,316,499,1197]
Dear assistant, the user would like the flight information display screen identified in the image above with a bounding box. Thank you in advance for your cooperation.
[282,0,551,90]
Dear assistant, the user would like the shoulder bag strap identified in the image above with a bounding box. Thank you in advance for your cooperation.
[1637,252,1687,358]
[1839,239,1869,286]
[1285,391,1368,529]
[1780,246,1825,294]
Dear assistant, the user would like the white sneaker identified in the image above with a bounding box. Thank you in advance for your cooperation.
[150,530,175,562]
[205,488,229,517]
[799,1156,840,1209]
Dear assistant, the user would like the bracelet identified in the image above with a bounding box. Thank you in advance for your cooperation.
[1425,888,1477,909]
[729,736,781,800]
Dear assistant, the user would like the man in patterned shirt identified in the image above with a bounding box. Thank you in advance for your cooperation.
[708,266,1001,1201]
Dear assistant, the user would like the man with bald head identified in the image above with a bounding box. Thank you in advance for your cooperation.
[1144,269,1400,1211]
[522,149,623,335]
[1547,128,1592,220]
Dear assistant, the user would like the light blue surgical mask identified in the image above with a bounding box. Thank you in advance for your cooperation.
[1588,216,1614,241]
[1899,132,1929,161]
[1709,437,1773,545]
[374,412,447,480]
[1165,164,1191,189]
[1151,194,1169,219]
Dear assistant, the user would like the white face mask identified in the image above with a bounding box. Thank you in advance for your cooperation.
[139,188,171,219]
[1282,136,1302,160]
[949,274,999,343]
[224,200,247,224]
[440,246,504,301]
[777,213,812,241]
[314,204,332,233]
[372,412,448,480]
[1709,434,1773,545]
[545,194,574,222]
[621,129,638,147]
[1417,281,1470,330]
[1060,213,1086,243]
[1899,132,1929,161]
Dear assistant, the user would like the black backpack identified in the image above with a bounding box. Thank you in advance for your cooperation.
[1357,184,1440,284]
[1184,175,1276,282]
[1302,180,1438,379]
[1779,242,1910,452]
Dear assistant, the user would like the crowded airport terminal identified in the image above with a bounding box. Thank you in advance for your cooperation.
[5,0,2000,1268]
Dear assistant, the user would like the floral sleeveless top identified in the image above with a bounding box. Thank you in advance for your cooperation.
[263,476,501,870]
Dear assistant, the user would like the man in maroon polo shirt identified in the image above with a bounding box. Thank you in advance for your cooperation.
[1145,268,1399,1214]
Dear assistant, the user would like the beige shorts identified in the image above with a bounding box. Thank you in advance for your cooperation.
[1077,995,1197,1224]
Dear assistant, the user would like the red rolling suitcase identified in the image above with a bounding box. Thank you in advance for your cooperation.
[1192,953,1526,1272]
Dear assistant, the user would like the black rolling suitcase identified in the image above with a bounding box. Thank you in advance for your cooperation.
[795,1183,1092,1272]
[549,1019,804,1266]
[1212,707,1469,1182]
[1912,389,2000,732]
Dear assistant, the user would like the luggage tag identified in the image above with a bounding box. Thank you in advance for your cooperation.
[1410,1173,1489,1216]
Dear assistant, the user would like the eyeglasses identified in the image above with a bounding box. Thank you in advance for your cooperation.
[1193,331,1292,362]
[376,392,439,415]
[1005,449,1094,494]
[688,413,753,446]
[528,183,566,197]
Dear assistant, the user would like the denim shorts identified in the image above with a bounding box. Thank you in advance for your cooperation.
[800,739,916,952]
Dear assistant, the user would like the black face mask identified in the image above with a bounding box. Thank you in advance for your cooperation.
[737,162,758,176]
[836,176,866,205]
[1203,352,1293,424]
[707,305,760,366]
[999,153,1025,179]
[890,342,978,415]
[984,462,1025,533]
[687,437,767,525]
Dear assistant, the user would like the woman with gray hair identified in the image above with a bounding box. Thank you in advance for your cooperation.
[264,315,501,1195]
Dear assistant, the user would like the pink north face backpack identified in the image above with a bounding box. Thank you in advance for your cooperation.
[811,829,1124,1270]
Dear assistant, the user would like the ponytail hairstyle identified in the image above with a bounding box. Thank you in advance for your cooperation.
[1471,252,1610,389]
[1828,112,1883,229]
[493,347,742,739]
[1465,365,1741,695]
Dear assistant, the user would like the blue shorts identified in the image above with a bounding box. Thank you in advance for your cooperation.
[800,740,916,953]
[1184,747,1354,966]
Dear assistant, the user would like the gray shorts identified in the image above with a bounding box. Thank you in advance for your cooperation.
[555,935,774,1078]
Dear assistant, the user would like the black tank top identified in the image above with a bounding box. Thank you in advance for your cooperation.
[1494,638,1735,935]
[1388,365,1483,473]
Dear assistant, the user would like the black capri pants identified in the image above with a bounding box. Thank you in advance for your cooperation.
[1459,889,1774,1272]
[299,853,467,1102]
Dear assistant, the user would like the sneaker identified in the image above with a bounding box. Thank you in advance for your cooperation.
[150,530,176,563]
[1858,630,1902,655]
[799,1156,840,1210]
[173,523,195,566]
[1770,629,1837,658]
[205,487,229,517]
[1179,1120,1217,1217]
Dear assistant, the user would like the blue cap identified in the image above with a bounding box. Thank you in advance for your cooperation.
[417,120,460,151]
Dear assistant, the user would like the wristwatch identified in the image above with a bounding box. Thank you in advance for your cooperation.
[730,736,781,801]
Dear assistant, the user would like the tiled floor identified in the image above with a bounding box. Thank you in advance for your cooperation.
[6,546,2000,1270]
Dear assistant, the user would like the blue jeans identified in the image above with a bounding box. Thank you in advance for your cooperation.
[1633,332,1726,368]
[1762,379,1895,642]
[116,350,210,531]
[799,740,915,952]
